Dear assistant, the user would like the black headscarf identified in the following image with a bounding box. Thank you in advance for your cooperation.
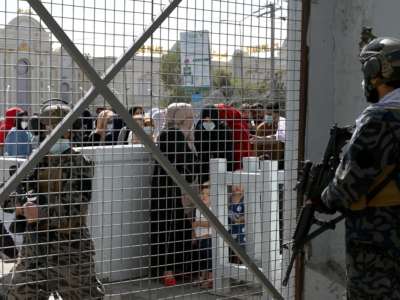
[194,105,233,183]
[200,105,220,121]
[15,111,28,130]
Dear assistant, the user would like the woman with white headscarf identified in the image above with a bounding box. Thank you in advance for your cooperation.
[150,103,199,285]
[151,108,166,142]
[88,109,116,145]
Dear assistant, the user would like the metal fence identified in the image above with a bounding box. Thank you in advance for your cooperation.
[0,0,302,299]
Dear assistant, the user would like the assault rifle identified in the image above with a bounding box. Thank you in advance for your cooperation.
[282,125,353,286]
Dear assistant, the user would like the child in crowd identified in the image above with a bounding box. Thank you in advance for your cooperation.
[192,182,213,288]
[229,185,246,264]
[127,115,144,144]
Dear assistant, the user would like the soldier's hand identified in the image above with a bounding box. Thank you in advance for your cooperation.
[310,197,336,214]
[23,201,39,223]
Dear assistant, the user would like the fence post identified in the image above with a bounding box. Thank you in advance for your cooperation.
[242,157,259,263]
[210,158,230,291]
[261,159,273,300]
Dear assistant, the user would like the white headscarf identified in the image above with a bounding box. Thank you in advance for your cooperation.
[95,109,114,142]
[151,108,166,141]
[165,103,196,152]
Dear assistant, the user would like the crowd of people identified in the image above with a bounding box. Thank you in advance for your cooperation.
[0,100,285,160]
[0,103,167,156]
[0,98,286,296]
[149,101,286,289]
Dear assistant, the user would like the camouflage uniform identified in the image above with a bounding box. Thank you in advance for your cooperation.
[2,149,104,299]
[322,89,400,299]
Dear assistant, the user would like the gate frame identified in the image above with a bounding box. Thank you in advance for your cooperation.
[296,0,311,299]
[0,1,285,299]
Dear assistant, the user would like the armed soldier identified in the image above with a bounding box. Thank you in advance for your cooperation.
[3,101,104,299]
[318,37,400,299]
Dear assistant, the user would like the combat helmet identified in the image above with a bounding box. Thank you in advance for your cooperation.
[360,37,400,102]
[39,98,71,128]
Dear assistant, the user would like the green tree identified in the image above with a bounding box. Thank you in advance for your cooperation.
[212,68,233,89]
[159,44,190,104]
[272,70,287,102]
[159,49,285,106]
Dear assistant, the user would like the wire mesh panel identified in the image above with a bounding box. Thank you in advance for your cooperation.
[0,0,302,299]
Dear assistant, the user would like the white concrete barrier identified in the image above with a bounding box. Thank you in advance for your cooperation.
[209,157,284,295]
[79,145,153,282]
[1,145,154,283]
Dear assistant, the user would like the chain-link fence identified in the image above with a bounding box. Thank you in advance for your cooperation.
[0,0,302,298]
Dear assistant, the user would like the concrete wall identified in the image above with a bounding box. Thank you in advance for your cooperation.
[305,0,400,299]
[79,145,153,282]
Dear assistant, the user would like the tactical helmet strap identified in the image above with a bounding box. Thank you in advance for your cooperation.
[363,56,381,79]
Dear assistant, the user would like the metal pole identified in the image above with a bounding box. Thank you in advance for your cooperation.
[4,2,284,299]
[296,0,311,296]
[257,3,280,101]
[123,68,128,106]
[240,21,244,99]
[270,3,276,101]
[6,84,10,108]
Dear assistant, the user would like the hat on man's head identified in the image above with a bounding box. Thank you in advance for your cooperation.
[40,98,71,127]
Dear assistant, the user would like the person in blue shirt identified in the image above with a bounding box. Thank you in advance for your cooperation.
[229,185,246,247]
[4,110,33,157]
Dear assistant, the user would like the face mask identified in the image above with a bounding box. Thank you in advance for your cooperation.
[203,121,216,131]
[20,121,28,129]
[143,126,153,135]
[264,115,273,124]
[49,139,70,154]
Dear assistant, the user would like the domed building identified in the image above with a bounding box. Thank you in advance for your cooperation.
[0,15,53,114]
[0,15,85,115]
[0,14,166,116]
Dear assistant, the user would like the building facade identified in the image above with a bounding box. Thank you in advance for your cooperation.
[0,15,167,115]
[0,14,285,116]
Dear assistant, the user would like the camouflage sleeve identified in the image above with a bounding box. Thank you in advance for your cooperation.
[38,153,94,229]
[1,192,20,212]
[1,178,33,212]
[321,110,399,210]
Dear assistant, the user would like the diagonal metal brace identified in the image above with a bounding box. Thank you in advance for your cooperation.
[2,1,284,299]
[0,0,182,205]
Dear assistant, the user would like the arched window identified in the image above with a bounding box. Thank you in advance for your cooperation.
[60,82,71,103]
[16,59,31,111]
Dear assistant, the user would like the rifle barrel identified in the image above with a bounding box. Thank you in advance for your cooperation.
[282,250,299,286]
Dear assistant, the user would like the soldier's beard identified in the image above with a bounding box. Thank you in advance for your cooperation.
[363,79,380,103]
[366,88,380,103]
